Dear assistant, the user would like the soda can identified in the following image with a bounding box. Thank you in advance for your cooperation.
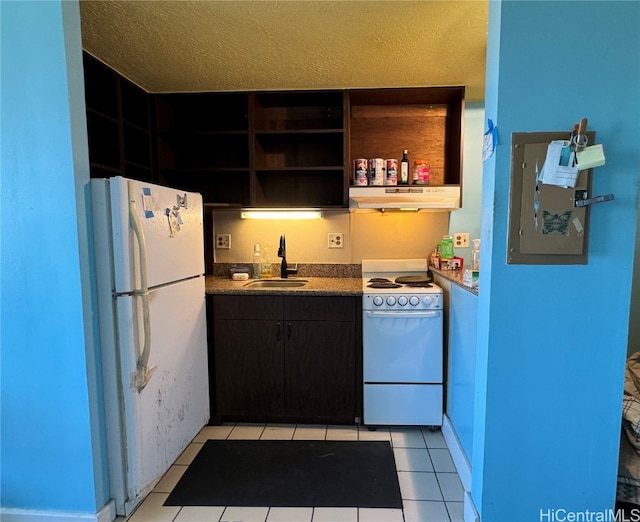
[369,158,385,186]
[385,159,398,185]
[353,159,368,186]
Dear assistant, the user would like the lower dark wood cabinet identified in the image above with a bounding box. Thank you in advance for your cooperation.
[208,294,359,424]
[214,319,284,417]
[284,320,355,420]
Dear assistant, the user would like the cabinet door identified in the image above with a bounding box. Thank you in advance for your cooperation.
[284,320,355,422]
[214,319,284,417]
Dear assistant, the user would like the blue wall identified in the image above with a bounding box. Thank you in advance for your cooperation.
[0,0,108,514]
[473,1,640,520]
[449,102,484,265]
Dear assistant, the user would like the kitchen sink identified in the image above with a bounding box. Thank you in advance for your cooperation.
[243,279,308,288]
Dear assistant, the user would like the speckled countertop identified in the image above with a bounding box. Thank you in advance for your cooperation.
[206,263,363,296]
[431,267,479,296]
[205,276,363,296]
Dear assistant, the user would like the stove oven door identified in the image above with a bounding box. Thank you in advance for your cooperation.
[363,309,443,425]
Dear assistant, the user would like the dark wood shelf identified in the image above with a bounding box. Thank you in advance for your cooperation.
[254,129,344,135]
[83,51,155,183]
[255,166,344,172]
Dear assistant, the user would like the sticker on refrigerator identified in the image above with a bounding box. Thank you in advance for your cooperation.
[166,206,183,237]
[142,187,155,218]
[177,193,188,208]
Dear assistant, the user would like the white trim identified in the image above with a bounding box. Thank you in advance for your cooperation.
[442,415,480,521]
[442,414,472,491]
[0,500,116,522]
[464,491,480,522]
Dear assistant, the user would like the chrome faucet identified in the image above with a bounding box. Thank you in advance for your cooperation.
[278,235,298,278]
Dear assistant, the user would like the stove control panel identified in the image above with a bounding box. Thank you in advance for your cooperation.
[365,293,442,311]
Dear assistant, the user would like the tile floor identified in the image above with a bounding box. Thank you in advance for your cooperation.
[123,423,464,522]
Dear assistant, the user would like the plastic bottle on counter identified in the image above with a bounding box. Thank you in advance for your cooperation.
[472,239,481,270]
[252,243,262,279]
[441,236,454,259]
[260,245,272,278]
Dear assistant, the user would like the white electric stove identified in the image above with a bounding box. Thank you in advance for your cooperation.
[361,258,443,426]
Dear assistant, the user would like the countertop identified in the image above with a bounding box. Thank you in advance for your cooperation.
[205,275,363,296]
[431,267,479,296]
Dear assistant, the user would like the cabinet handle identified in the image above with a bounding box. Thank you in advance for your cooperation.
[287,322,292,341]
[276,322,281,342]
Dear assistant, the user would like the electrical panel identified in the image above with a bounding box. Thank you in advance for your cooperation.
[507,131,595,265]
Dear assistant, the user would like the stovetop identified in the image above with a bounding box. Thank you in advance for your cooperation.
[361,258,442,310]
[361,258,442,296]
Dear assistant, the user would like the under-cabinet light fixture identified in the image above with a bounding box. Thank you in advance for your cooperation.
[379,208,421,213]
[240,209,323,220]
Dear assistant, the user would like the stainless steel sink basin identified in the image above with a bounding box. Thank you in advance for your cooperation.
[243,279,308,288]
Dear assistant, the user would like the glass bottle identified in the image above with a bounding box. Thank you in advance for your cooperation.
[400,150,409,184]
[252,243,261,279]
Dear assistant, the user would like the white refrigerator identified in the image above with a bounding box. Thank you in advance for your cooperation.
[91,176,210,516]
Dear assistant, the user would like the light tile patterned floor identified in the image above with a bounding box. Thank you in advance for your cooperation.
[124,423,464,522]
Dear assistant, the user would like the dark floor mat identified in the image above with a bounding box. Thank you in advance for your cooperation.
[164,439,402,508]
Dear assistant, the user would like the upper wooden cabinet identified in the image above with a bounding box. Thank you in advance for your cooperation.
[251,91,347,208]
[348,87,464,187]
[155,92,251,206]
[155,90,348,208]
[82,54,465,208]
[82,53,154,182]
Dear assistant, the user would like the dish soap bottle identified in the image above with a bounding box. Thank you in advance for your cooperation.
[252,243,261,279]
[260,245,272,278]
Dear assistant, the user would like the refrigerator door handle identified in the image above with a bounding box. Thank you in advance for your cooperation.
[128,180,155,392]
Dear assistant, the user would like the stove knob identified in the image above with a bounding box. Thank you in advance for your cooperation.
[398,296,408,306]
[373,296,384,307]
[422,296,434,307]
[409,296,420,306]
[386,296,397,306]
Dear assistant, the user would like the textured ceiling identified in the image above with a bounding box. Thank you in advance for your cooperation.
[79,0,488,101]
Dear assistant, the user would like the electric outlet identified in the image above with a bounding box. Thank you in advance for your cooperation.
[216,233,231,249]
[454,232,470,248]
[328,233,344,249]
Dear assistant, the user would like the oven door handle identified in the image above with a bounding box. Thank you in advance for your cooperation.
[365,310,441,319]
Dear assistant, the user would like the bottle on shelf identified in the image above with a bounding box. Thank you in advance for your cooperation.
[252,243,262,279]
[400,150,409,184]
[413,160,430,185]
[261,245,272,278]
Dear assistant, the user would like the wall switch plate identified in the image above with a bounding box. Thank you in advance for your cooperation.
[328,233,344,248]
[454,232,470,248]
[216,233,231,249]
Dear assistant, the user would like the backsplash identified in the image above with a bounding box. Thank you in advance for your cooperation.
[213,263,362,278]
[211,209,450,265]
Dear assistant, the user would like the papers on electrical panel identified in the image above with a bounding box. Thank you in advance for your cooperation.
[538,140,579,188]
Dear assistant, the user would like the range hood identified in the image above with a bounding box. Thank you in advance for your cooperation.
[349,186,461,211]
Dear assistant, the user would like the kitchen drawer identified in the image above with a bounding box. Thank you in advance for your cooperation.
[212,295,282,320]
[364,384,442,426]
[284,296,355,322]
